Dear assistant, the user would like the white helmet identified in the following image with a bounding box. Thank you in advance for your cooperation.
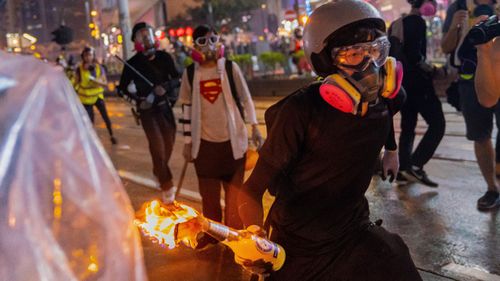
[303,0,385,76]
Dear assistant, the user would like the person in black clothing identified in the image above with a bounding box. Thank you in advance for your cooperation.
[236,1,422,280]
[453,6,500,210]
[396,0,446,187]
[118,22,180,203]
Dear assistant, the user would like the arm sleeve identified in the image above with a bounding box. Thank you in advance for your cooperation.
[118,64,133,98]
[384,119,397,151]
[384,87,405,151]
[232,62,258,124]
[166,52,180,79]
[258,96,308,170]
[238,158,280,227]
[238,96,308,227]
[403,17,427,65]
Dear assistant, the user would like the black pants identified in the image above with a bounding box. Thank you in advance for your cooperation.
[399,79,445,170]
[194,140,245,229]
[84,98,114,137]
[139,105,176,189]
[266,224,422,281]
[459,81,500,162]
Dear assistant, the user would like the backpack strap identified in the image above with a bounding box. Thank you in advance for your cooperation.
[187,63,195,90]
[225,60,245,120]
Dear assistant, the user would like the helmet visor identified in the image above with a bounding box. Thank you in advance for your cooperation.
[331,36,390,70]
[136,28,156,49]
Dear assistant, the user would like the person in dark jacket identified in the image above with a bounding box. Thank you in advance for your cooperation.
[118,22,180,203]
[236,1,422,280]
[396,0,446,187]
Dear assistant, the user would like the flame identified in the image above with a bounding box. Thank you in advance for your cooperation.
[135,200,199,249]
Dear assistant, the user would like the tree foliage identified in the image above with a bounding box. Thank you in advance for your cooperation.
[170,0,264,31]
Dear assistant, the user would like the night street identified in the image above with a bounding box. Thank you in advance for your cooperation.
[3,0,500,279]
[93,96,500,281]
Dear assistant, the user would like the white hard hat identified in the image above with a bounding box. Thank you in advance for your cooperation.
[303,0,385,76]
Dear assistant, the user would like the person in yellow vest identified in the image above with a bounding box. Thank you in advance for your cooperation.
[75,47,117,145]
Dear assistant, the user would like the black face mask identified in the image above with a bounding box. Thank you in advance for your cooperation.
[349,63,382,103]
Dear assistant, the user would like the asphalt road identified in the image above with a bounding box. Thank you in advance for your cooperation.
[93,97,499,281]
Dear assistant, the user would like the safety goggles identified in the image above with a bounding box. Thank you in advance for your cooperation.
[331,36,390,71]
[195,35,220,47]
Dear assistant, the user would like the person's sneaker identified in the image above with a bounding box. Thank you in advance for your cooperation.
[406,167,438,187]
[396,171,412,186]
[110,136,118,145]
[477,191,500,210]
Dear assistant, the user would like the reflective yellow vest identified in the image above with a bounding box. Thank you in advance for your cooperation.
[75,64,105,105]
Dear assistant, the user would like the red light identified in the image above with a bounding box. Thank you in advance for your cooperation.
[185,27,193,36]
[176,28,185,37]
[169,29,176,37]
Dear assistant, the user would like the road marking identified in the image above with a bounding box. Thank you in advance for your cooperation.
[118,170,224,205]
[442,263,500,281]
[118,170,160,190]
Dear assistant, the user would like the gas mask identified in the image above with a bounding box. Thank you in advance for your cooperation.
[332,36,390,102]
[134,27,159,58]
[191,34,224,64]
[319,36,403,115]
[419,2,437,17]
[348,63,383,103]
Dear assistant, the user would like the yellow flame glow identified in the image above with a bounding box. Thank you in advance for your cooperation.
[135,200,199,249]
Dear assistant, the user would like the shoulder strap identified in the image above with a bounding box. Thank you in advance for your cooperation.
[225,60,245,120]
[187,63,195,91]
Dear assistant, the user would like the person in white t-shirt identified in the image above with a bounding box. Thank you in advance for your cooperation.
[178,25,263,248]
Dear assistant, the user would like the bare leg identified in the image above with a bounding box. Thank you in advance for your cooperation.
[474,139,499,192]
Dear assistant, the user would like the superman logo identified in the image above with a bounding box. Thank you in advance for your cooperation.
[200,78,222,104]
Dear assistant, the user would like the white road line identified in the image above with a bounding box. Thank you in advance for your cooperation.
[118,170,160,190]
[119,169,223,205]
[442,263,500,281]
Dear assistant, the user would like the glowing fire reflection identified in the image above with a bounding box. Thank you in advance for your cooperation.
[135,200,199,249]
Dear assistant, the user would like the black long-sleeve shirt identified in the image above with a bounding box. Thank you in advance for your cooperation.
[238,83,403,259]
[403,15,427,72]
[118,51,179,100]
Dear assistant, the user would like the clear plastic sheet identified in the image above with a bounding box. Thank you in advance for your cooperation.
[0,52,147,281]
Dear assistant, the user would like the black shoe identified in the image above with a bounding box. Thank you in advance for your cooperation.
[396,172,410,185]
[477,191,500,210]
[110,136,118,145]
[406,167,438,187]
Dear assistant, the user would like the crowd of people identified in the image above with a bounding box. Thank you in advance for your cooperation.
[45,0,499,279]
